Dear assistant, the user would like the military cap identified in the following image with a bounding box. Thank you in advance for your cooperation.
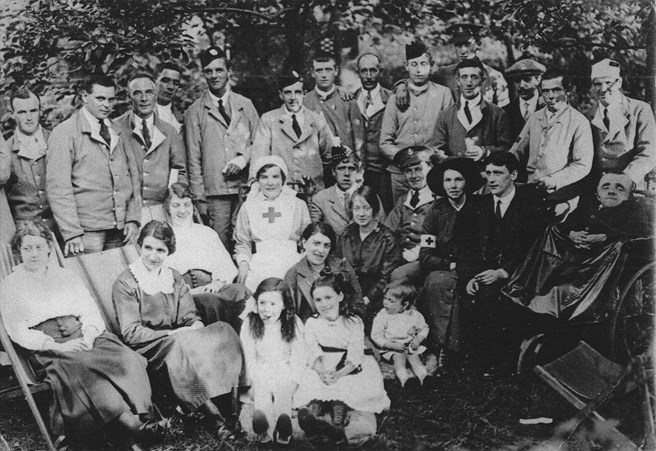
[277,70,304,91]
[331,145,357,166]
[505,59,546,78]
[427,157,484,197]
[200,46,227,69]
[405,41,429,61]
[447,22,484,45]
[393,146,429,170]
[591,58,621,80]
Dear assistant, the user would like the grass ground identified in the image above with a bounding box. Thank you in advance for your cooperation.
[0,362,590,451]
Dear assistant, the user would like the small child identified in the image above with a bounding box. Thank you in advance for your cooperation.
[240,277,306,445]
[370,282,430,388]
[294,270,390,445]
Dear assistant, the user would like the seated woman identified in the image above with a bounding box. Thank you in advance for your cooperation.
[163,182,251,329]
[0,221,165,450]
[234,156,311,292]
[112,220,243,437]
[336,186,401,326]
[284,222,365,322]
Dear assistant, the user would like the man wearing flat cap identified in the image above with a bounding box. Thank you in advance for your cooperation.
[250,71,335,193]
[504,58,546,140]
[185,46,260,248]
[385,146,435,284]
[434,23,509,108]
[434,57,512,165]
[418,158,483,366]
[380,40,453,205]
[510,68,593,218]
[309,144,384,235]
[587,58,656,190]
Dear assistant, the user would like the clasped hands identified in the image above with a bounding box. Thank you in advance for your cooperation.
[569,230,607,249]
[466,268,509,295]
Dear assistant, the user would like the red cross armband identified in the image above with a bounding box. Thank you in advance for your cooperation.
[420,234,436,248]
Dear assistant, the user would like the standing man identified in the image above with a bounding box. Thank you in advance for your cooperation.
[185,46,260,247]
[5,89,56,232]
[456,152,544,377]
[115,72,187,224]
[504,59,546,141]
[385,146,435,285]
[434,57,512,164]
[588,58,656,190]
[510,69,593,216]
[250,71,334,192]
[434,23,509,107]
[380,41,453,205]
[303,53,364,173]
[47,75,141,255]
[155,60,184,134]
[354,52,394,212]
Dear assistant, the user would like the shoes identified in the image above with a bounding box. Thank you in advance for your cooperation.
[298,405,346,444]
[273,413,293,446]
[404,377,421,392]
[421,374,436,389]
[136,418,169,443]
[252,409,269,435]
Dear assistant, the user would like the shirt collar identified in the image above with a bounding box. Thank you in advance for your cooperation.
[129,258,175,295]
[14,126,47,158]
[81,106,108,131]
[493,185,516,206]
[405,185,433,208]
[460,93,482,109]
[315,86,336,100]
[209,89,230,106]
[132,113,154,129]
[362,84,381,100]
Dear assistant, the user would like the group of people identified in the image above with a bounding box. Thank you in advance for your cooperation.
[0,19,655,450]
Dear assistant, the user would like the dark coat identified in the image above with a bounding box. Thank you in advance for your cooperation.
[503,96,546,142]
[353,86,392,174]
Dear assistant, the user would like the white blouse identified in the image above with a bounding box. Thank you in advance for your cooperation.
[0,265,106,350]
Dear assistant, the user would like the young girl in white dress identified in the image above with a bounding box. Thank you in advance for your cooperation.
[294,270,390,445]
[240,278,306,445]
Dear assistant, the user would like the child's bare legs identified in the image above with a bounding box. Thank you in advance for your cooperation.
[407,353,428,383]
[392,352,410,386]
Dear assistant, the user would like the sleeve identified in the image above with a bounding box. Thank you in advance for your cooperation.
[339,258,366,319]
[70,273,107,337]
[413,309,429,343]
[433,111,449,155]
[289,317,307,383]
[379,95,401,162]
[304,318,323,365]
[283,266,300,310]
[233,203,253,263]
[369,309,387,348]
[294,200,311,237]
[624,103,656,183]
[239,318,258,385]
[308,198,325,224]
[0,135,9,186]
[318,118,335,165]
[484,108,512,154]
[122,139,142,225]
[112,273,169,346]
[368,231,401,302]
[169,128,188,185]
[46,125,84,242]
[419,206,452,271]
[509,121,531,166]
[0,280,53,351]
[344,317,365,367]
[249,118,272,179]
[349,100,365,157]
[209,229,238,283]
[240,101,261,165]
[174,275,202,327]
[547,118,593,190]
[384,201,403,239]
[184,107,206,202]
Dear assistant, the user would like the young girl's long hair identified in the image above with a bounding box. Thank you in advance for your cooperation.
[310,267,358,320]
[249,277,297,342]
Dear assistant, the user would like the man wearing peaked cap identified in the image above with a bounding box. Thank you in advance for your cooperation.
[380,40,453,206]
[433,23,510,108]
[385,146,436,285]
[250,69,335,194]
[504,58,547,140]
[185,45,260,249]
[587,58,656,190]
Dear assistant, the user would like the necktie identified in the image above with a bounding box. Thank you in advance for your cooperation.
[218,99,231,125]
[495,199,502,220]
[410,190,420,208]
[141,119,152,150]
[364,92,372,117]
[98,119,111,147]
[292,114,302,138]
[464,100,473,124]
[522,101,530,120]
[603,108,610,131]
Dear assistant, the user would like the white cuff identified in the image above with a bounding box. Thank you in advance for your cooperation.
[228,155,247,170]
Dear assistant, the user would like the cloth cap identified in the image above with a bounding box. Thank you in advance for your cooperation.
[505,59,546,78]
[200,46,227,69]
[427,157,484,197]
[406,41,429,61]
[591,59,621,80]
[252,155,289,181]
[393,146,428,170]
[277,70,304,91]
[448,23,484,45]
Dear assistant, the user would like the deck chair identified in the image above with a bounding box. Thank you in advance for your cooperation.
[534,341,640,449]
[0,240,66,451]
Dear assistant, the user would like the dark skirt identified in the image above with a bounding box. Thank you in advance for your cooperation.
[192,283,250,331]
[34,332,153,437]
[136,322,243,412]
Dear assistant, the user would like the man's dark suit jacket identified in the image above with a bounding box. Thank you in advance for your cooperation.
[503,96,546,141]
[454,186,546,286]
